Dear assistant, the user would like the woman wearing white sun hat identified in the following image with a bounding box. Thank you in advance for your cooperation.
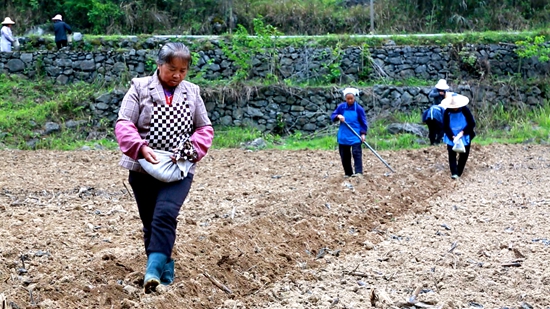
[52,14,72,50]
[422,79,450,145]
[441,92,476,179]
[1,17,16,52]
[429,79,450,105]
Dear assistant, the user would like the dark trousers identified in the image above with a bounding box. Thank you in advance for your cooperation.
[425,119,444,145]
[56,40,68,49]
[339,143,363,176]
[129,171,194,257]
[447,144,471,176]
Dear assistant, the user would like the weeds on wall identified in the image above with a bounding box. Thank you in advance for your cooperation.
[359,43,380,81]
[320,42,344,84]
[219,17,283,83]
[515,35,550,63]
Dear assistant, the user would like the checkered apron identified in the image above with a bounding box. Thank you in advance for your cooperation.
[146,92,195,160]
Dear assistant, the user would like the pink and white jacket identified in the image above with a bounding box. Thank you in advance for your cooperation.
[115,73,214,175]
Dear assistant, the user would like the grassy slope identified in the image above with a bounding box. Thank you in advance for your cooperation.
[1,73,548,151]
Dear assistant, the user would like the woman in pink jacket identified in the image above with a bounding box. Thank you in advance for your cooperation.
[115,42,214,293]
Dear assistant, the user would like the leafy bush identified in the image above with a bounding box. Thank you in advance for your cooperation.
[516,35,550,62]
[2,0,549,35]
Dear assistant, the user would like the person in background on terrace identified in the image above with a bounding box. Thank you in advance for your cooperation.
[423,79,450,145]
[429,79,450,105]
[441,92,476,180]
[115,42,214,293]
[331,87,368,178]
[52,14,72,50]
[1,17,16,52]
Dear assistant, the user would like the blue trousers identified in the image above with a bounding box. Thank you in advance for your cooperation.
[339,143,363,176]
[128,171,194,257]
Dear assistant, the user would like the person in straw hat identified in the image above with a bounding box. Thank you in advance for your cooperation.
[52,14,72,50]
[440,92,476,179]
[422,79,450,145]
[1,17,16,52]
[429,79,450,105]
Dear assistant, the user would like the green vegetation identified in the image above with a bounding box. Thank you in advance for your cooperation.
[212,101,550,151]
[3,0,548,36]
[475,101,550,145]
[19,30,548,54]
[219,18,283,83]
[1,74,549,152]
[51,27,539,88]
[0,74,116,150]
[1,1,548,157]
[516,35,550,62]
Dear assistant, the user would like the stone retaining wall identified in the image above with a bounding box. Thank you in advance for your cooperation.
[2,39,548,85]
[1,38,548,133]
[90,84,546,133]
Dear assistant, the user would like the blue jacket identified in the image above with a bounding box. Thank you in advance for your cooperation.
[330,102,368,134]
[422,105,445,123]
[428,88,446,106]
[53,21,72,42]
[443,106,476,145]
[331,102,368,145]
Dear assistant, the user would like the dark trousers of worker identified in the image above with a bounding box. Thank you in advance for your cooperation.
[425,119,444,145]
[56,40,68,50]
[129,171,194,257]
[447,144,471,176]
[339,143,363,176]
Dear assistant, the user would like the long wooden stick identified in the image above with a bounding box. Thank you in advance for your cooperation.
[203,272,232,294]
[342,121,396,173]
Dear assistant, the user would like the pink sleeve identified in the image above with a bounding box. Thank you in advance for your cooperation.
[115,119,147,160]
[190,125,214,162]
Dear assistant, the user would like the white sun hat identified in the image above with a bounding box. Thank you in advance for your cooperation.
[434,79,450,91]
[342,87,359,97]
[52,14,63,21]
[1,17,15,25]
[440,92,469,109]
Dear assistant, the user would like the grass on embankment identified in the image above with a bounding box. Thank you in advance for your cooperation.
[0,74,115,150]
[211,102,550,150]
[0,74,548,151]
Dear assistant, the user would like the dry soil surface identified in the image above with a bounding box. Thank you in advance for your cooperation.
[0,144,549,309]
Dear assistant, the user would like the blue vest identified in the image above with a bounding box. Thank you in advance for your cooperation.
[337,103,361,145]
[443,111,471,146]
[422,105,444,123]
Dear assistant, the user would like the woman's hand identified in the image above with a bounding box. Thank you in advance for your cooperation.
[170,148,180,163]
[360,134,365,142]
[337,115,345,122]
[453,131,464,144]
[140,145,160,164]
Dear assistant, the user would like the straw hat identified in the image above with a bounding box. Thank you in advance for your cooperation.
[52,14,63,21]
[434,79,450,91]
[440,92,469,109]
[1,17,15,25]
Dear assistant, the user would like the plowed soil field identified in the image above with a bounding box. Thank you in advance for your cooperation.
[1,144,549,309]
